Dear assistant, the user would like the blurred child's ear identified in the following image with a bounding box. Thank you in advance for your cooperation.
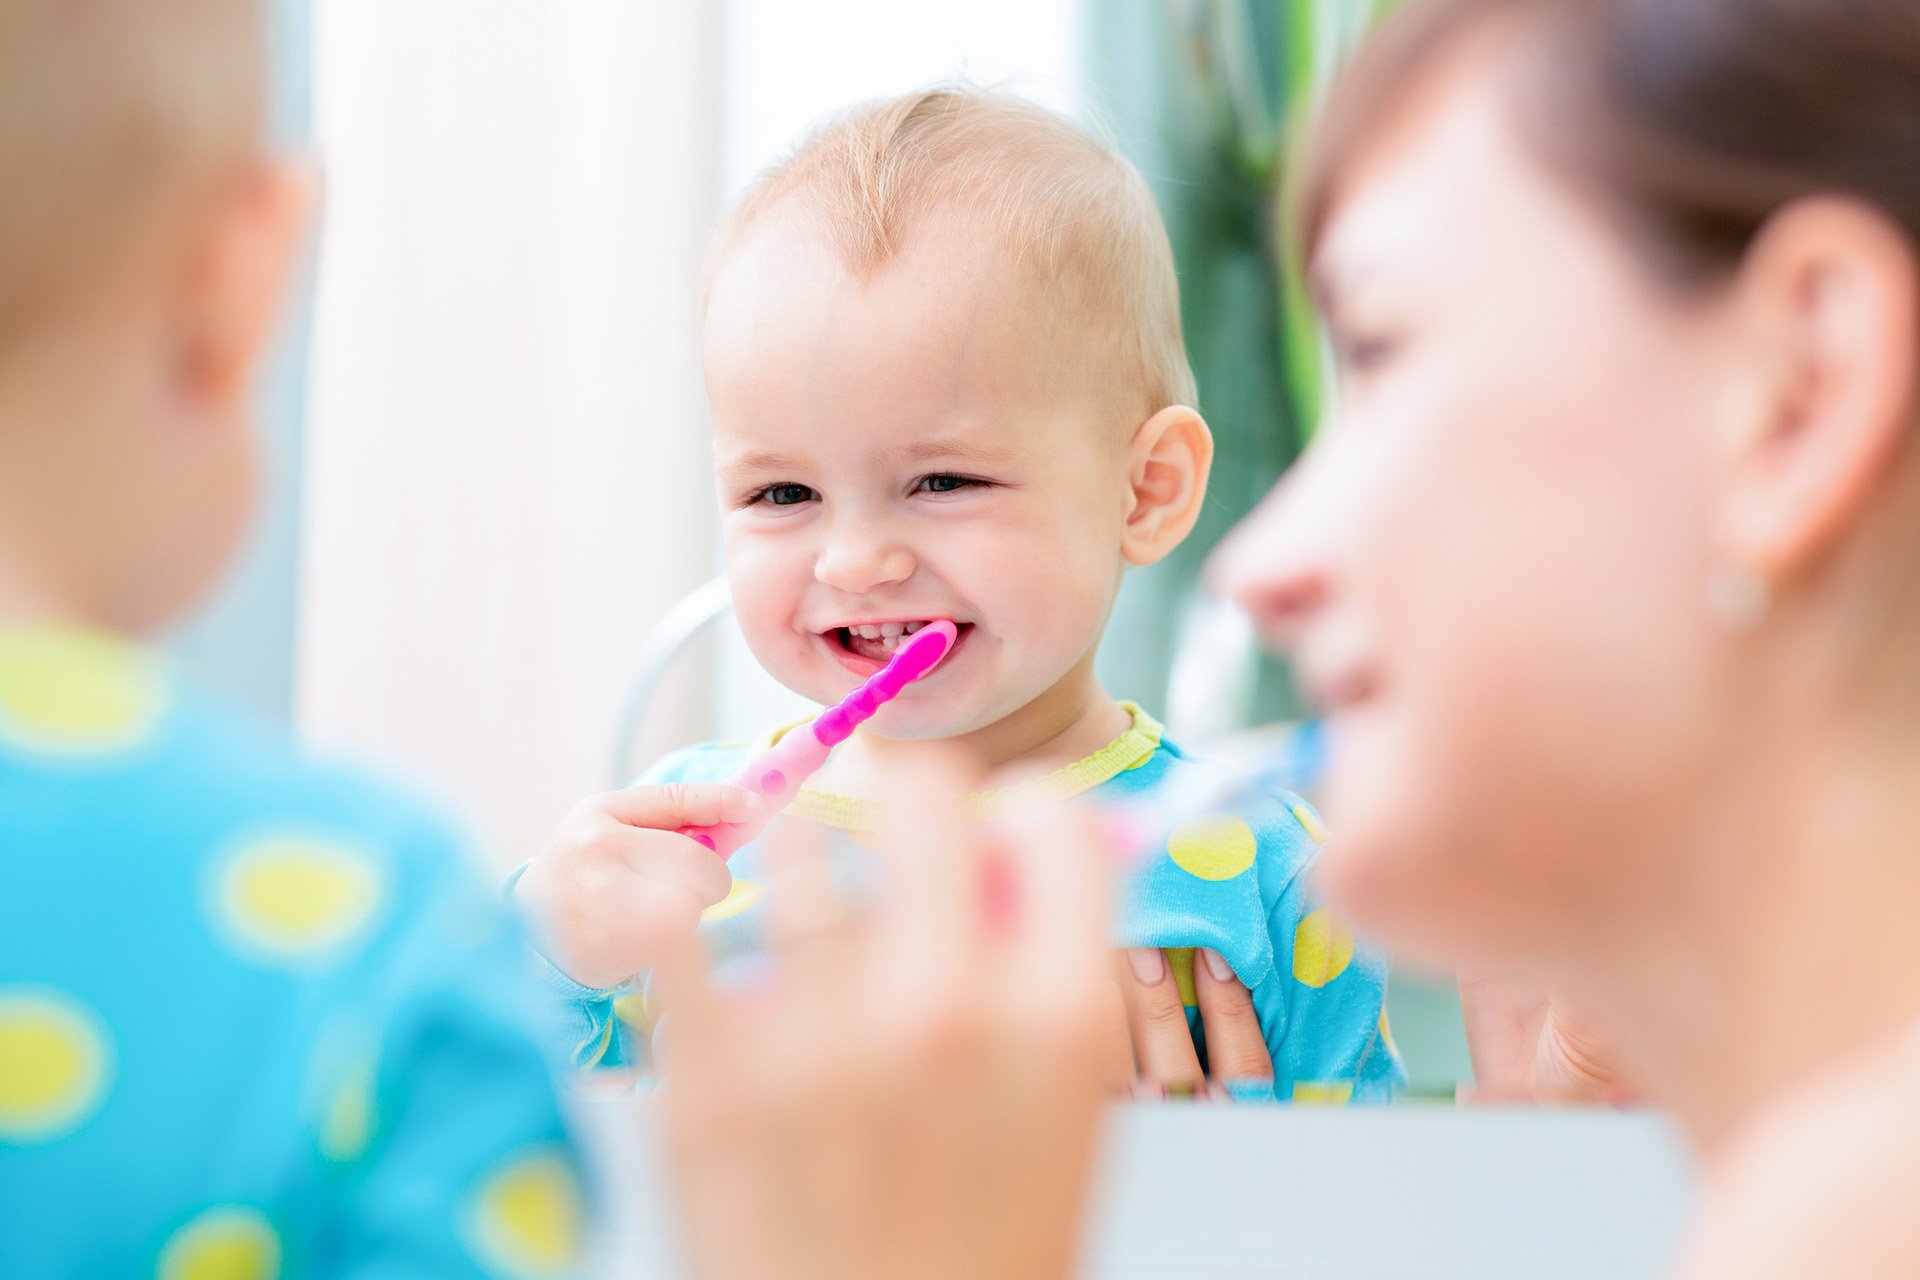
[177,159,314,416]
[1120,405,1214,567]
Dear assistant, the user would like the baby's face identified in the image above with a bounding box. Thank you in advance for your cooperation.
[704,213,1134,740]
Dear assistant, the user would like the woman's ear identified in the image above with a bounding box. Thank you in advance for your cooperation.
[1715,197,1920,586]
[1121,405,1214,567]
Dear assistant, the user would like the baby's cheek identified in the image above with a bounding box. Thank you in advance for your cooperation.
[723,541,808,655]
[1007,542,1118,651]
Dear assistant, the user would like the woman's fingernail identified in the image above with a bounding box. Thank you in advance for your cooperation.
[1128,947,1166,985]
[1201,947,1235,982]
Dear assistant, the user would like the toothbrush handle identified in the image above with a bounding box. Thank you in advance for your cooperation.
[675,726,834,861]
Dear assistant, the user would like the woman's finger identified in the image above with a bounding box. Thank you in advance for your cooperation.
[647,914,732,1075]
[1116,947,1205,1095]
[763,820,860,998]
[992,797,1127,1098]
[1535,999,1632,1104]
[1097,980,1137,1093]
[875,754,983,1002]
[1192,947,1274,1083]
[997,797,1111,987]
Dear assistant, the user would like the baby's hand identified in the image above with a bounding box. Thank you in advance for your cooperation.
[514,784,761,989]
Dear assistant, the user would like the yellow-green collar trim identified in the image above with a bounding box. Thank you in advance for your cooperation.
[761,701,1164,832]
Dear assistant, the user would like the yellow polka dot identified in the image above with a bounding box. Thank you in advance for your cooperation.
[217,838,382,961]
[0,628,165,756]
[0,987,111,1143]
[1291,908,1354,988]
[1166,816,1257,882]
[701,878,765,923]
[468,1151,585,1280]
[1291,802,1329,847]
[157,1205,280,1280]
[612,993,653,1035]
[1292,1081,1355,1106]
[1378,1012,1398,1058]
[1166,947,1198,1009]
[317,1058,377,1164]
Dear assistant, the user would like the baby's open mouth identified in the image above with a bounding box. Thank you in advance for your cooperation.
[833,619,941,663]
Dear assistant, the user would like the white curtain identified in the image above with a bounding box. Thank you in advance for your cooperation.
[300,3,721,867]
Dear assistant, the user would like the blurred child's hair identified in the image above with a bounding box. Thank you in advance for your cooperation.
[0,0,265,347]
[711,86,1198,424]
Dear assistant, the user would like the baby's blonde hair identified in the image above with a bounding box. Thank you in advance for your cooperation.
[0,0,265,347]
[713,87,1199,423]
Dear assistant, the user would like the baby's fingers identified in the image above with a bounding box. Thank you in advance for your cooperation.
[621,828,733,909]
[595,781,762,832]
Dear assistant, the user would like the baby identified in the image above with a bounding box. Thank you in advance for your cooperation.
[0,1,586,1272]
[520,88,1402,1103]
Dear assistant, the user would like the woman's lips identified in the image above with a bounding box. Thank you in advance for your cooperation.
[1299,660,1381,716]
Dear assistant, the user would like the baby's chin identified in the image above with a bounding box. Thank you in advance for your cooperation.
[855,705,982,743]
[761,665,974,742]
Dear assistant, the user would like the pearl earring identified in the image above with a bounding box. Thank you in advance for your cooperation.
[1707,566,1772,632]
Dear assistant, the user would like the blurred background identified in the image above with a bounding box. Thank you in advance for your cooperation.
[173,0,1467,1092]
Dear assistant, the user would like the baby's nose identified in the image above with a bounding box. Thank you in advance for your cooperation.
[814,528,916,594]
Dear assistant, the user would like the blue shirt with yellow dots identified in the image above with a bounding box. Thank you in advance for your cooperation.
[551,703,1404,1105]
[0,627,589,1278]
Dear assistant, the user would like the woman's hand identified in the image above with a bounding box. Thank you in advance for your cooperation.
[1458,971,1634,1105]
[650,762,1115,1280]
[1111,946,1274,1099]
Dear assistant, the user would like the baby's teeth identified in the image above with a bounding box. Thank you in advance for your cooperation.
[881,634,901,653]
[856,624,882,640]
[880,622,905,639]
[904,621,926,635]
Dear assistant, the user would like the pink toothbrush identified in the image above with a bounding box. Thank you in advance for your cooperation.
[676,619,959,860]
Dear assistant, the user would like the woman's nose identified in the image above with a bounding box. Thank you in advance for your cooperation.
[814,522,916,594]
[1206,471,1332,649]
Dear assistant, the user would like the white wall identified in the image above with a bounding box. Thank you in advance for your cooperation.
[300,2,723,865]
[721,0,1083,194]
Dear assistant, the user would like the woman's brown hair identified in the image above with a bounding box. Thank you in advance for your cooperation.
[1297,0,1920,287]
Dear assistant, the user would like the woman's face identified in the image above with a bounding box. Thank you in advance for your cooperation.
[1216,46,1751,967]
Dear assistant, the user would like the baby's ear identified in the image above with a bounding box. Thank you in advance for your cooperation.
[175,158,314,415]
[1120,405,1214,567]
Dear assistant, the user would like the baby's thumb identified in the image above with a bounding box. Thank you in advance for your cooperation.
[599,781,762,831]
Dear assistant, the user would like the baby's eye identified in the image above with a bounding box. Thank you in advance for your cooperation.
[913,473,988,495]
[750,482,818,507]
